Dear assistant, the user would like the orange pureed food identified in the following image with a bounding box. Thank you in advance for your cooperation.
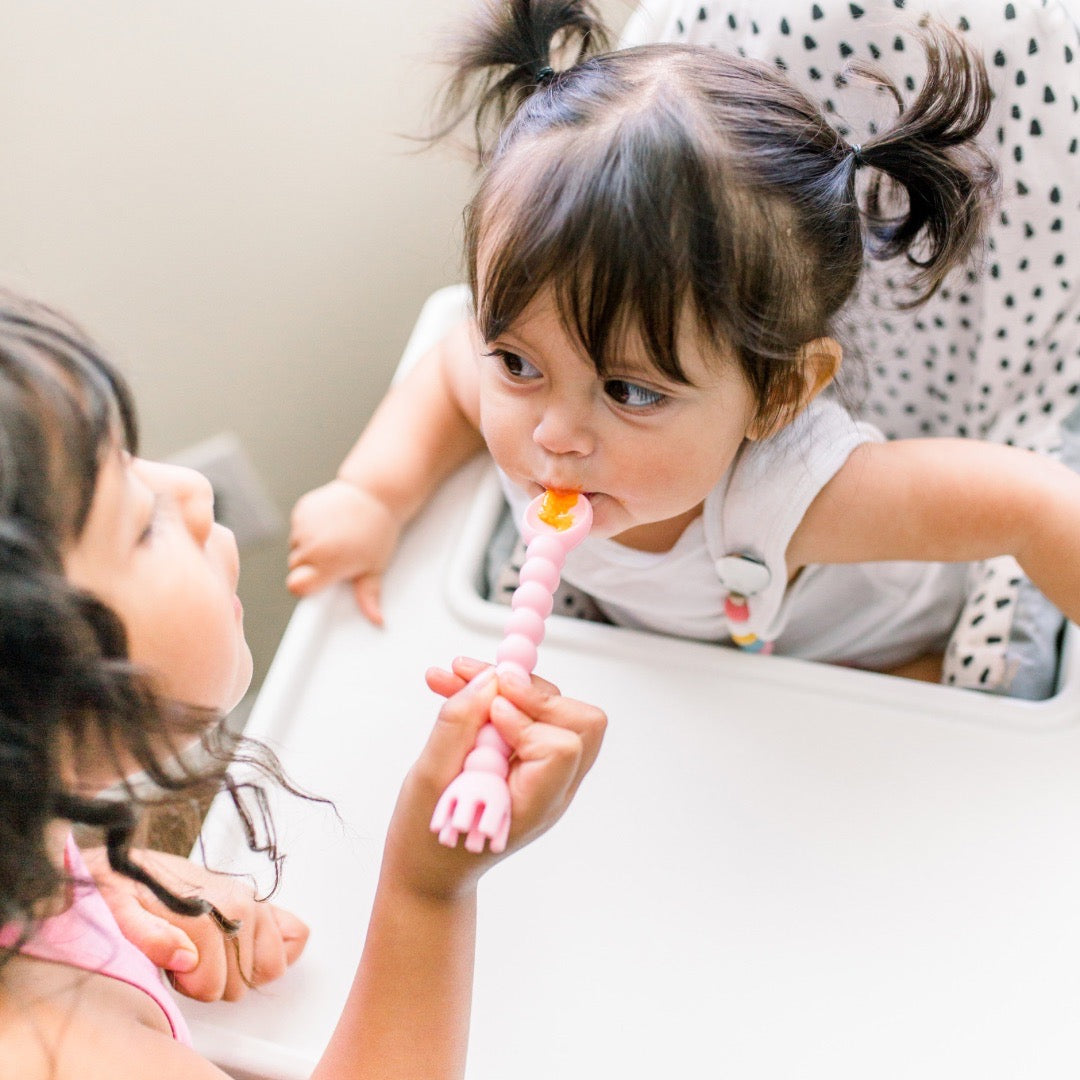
[537,489,578,531]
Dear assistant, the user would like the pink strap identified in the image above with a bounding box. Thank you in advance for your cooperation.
[0,835,191,1044]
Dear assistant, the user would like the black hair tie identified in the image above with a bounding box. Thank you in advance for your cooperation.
[850,143,867,169]
[536,65,556,85]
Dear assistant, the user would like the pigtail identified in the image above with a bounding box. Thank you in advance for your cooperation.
[845,21,997,304]
[435,0,609,160]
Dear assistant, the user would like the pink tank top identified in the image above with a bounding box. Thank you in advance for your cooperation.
[0,834,191,1044]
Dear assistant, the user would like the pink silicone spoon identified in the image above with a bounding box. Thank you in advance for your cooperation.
[429,490,593,853]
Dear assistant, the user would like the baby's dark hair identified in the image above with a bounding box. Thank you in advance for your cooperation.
[437,0,997,429]
[0,293,302,956]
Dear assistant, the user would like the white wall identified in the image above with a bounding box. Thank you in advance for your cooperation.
[0,1,630,693]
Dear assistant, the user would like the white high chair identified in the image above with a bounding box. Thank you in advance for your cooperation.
[178,5,1080,1077]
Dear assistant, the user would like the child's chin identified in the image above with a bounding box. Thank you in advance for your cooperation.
[581,495,617,537]
[226,649,254,711]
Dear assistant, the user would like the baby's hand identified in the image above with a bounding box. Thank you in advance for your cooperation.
[287,478,401,624]
[384,661,606,901]
[83,845,309,1003]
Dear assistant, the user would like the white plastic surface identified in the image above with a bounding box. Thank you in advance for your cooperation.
[181,286,1080,1079]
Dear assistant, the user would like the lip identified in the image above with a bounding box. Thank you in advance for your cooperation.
[533,480,595,498]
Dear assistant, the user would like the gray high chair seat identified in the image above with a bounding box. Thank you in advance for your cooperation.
[619,0,1080,696]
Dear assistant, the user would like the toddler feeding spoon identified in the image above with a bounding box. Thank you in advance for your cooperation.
[430,489,593,853]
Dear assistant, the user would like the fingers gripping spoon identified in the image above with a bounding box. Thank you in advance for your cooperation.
[429,490,593,853]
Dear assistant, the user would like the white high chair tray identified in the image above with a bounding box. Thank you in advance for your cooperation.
[181,288,1080,1080]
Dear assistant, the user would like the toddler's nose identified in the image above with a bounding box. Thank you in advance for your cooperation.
[173,465,216,544]
[533,401,593,457]
[141,459,215,543]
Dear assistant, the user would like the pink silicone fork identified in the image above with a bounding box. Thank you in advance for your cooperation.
[429,491,593,853]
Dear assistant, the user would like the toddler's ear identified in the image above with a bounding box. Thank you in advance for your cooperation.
[747,337,842,440]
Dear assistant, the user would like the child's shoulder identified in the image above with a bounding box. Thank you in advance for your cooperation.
[0,955,224,1080]
[738,396,881,483]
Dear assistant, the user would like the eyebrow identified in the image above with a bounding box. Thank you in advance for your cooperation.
[138,491,161,543]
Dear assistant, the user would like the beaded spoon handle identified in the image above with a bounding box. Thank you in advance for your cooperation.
[429,489,593,853]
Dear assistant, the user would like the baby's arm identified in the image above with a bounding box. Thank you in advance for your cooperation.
[288,319,487,623]
[790,438,1080,623]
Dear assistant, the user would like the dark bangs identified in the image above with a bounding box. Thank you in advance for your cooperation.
[0,296,137,547]
[469,106,735,386]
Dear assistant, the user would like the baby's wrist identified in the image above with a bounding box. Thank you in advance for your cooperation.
[331,473,372,497]
[381,818,487,906]
[382,861,481,910]
[332,474,408,527]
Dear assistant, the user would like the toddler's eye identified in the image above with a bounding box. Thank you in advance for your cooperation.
[604,379,666,409]
[138,495,161,545]
[490,349,541,380]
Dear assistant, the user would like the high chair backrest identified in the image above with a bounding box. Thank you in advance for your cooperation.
[620,0,1080,452]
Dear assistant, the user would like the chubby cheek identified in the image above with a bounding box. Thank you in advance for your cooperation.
[617,437,733,518]
[617,455,688,511]
[478,398,529,476]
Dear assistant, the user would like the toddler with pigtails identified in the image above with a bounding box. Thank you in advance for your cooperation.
[289,0,1080,687]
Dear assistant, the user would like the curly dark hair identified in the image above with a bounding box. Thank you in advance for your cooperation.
[0,292,303,957]
[435,0,998,432]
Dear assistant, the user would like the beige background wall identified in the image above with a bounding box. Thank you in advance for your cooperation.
[0,0,630,701]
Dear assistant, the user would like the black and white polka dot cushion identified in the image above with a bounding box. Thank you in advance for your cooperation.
[618,0,1080,695]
